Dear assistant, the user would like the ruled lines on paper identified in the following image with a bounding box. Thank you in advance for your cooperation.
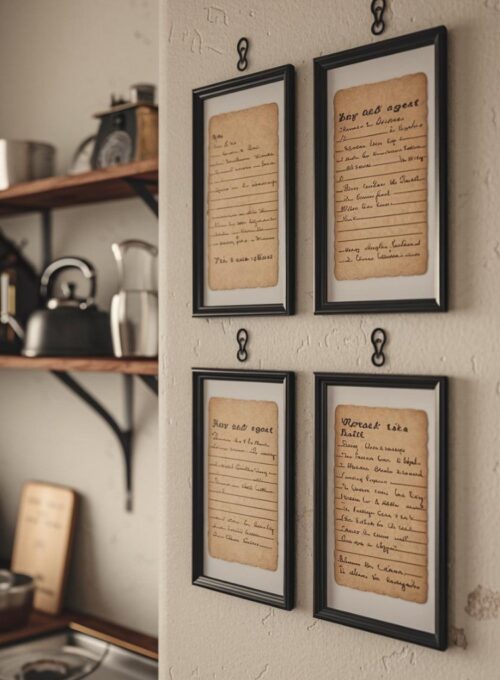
[333,73,429,281]
[208,397,279,571]
[334,404,429,603]
[207,103,280,291]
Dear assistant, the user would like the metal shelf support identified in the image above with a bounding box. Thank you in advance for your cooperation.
[139,374,158,395]
[52,371,156,511]
[41,209,52,269]
[125,178,159,217]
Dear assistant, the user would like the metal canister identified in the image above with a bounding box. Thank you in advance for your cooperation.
[0,570,35,632]
[0,140,55,190]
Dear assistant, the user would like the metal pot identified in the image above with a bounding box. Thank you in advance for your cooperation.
[0,140,55,191]
[0,570,34,632]
[23,257,113,357]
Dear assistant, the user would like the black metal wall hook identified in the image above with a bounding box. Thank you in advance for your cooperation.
[237,37,249,71]
[370,0,386,35]
[236,328,249,362]
[371,327,387,367]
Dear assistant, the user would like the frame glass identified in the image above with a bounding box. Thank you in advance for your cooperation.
[193,368,295,608]
[314,27,447,313]
[193,65,295,316]
[314,372,447,649]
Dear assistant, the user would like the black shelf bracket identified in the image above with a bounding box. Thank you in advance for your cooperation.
[41,209,52,269]
[125,178,159,217]
[139,374,159,395]
[52,371,157,511]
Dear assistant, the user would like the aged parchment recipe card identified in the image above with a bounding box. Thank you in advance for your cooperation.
[334,404,428,603]
[208,397,279,571]
[334,73,428,280]
[208,102,279,290]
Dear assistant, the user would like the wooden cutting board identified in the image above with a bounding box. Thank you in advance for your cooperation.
[11,482,78,615]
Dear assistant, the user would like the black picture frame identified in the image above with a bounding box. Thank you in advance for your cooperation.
[314,26,447,314]
[314,373,448,649]
[193,65,295,317]
[193,368,295,609]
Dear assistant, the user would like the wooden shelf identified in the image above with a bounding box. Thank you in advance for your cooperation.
[0,355,158,375]
[0,158,158,217]
[0,609,158,659]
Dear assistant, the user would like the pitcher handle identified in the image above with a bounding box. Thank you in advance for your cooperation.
[111,240,158,289]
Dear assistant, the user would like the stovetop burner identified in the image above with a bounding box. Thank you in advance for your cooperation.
[0,631,157,679]
[21,659,74,680]
[0,647,101,680]
[21,660,69,680]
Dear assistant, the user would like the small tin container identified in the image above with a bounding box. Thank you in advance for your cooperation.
[0,570,34,632]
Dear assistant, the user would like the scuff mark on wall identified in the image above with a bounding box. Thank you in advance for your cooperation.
[359,318,368,345]
[191,29,202,54]
[261,607,273,626]
[133,29,151,45]
[261,607,274,637]
[381,646,416,672]
[465,585,500,620]
[168,23,224,55]
[324,326,337,349]
[218,319,228,335]
[205,6,229,25]
[254,665,269,680]
[297,334,312,354]
[450,626,468,649]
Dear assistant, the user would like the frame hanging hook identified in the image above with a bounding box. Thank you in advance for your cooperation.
[370,0,386,36]
[371,327,387,367]
[236,328,249,362]
[236,37,249,71]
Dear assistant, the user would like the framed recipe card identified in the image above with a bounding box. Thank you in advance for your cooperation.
[193,65,295,316]
[314,26,447,313]
[193,369,295,609]
[314,373,447,649]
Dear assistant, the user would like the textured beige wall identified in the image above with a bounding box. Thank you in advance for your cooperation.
[160,0,500,677]
[0,0,159,635]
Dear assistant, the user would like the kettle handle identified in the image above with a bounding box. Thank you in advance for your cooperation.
[111,240,158,287]
[40,257,96,303]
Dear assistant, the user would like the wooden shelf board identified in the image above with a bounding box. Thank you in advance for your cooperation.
[0,355,158,375]
[0,609,158,659]
[0,611,70,649]
[0,158,158,216]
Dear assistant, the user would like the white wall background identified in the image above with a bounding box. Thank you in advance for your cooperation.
[0,0,159,636]
[160,0,500,677]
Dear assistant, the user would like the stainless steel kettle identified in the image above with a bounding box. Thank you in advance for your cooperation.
[23,257,113,357]
[110,240,158,358]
